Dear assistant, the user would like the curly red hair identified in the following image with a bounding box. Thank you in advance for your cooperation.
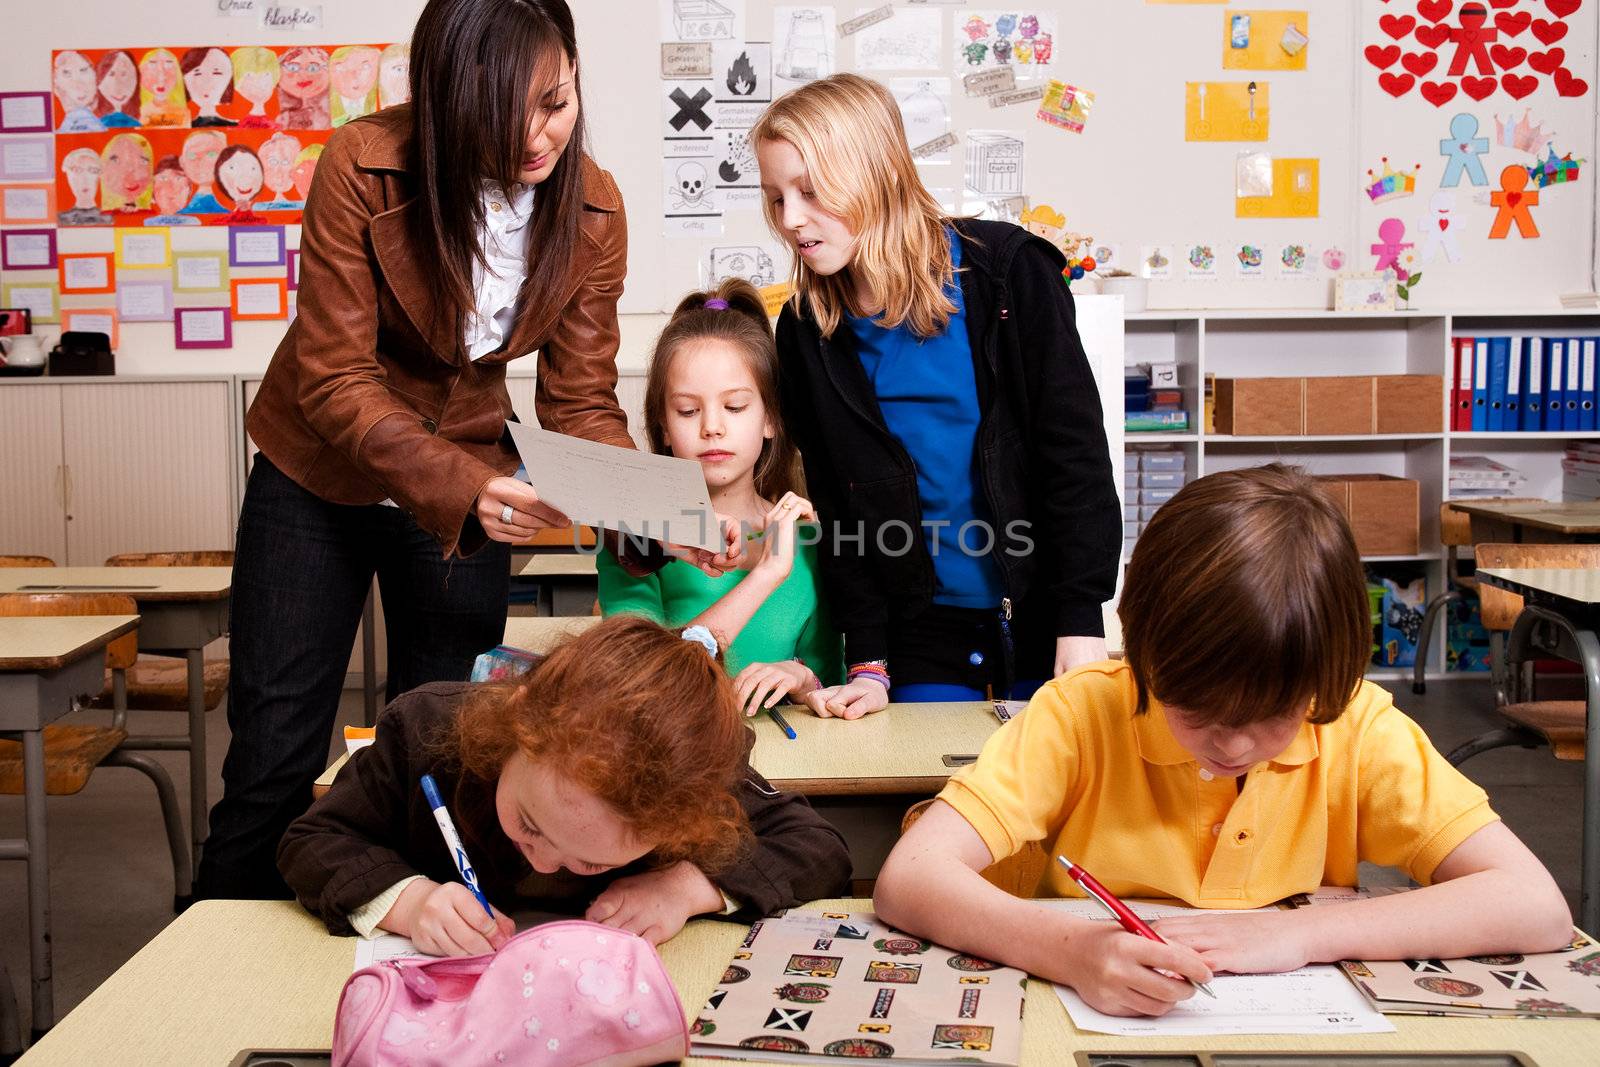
[452,615,752,872]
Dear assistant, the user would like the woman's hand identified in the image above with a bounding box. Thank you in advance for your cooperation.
[585,861,725,945]
[475,477,571,543]
[666,511,746,577]
[384,878,514,957]
[1054,635,1108,677]
[805,677,889,720]
[734,660,817,717]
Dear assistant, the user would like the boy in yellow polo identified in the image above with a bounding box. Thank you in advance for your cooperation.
[875,464,1571,1018]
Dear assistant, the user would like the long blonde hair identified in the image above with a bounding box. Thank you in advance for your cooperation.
[750,73,956,340]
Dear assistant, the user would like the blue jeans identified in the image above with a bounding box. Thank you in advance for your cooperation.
[196,455,509,899]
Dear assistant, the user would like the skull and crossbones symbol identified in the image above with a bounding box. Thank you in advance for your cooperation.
[671,162,709,210]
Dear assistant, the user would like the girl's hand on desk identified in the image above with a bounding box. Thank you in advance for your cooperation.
[476,477,571,543]
[586,860,724,945]
[735,660,816,717]
[1061,919,1212,1017]
[1054,635,1108,676]
[387,878,515,957]
[806,678,889,720]
[1153,909,1309,975]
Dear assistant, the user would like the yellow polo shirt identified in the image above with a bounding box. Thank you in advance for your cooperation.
[939,663,1497,908]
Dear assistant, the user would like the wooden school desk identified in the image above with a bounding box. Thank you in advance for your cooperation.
[1,614,139,1038]
[0,566,230,868]
[514,553,598,616]
[1476,566,1600,935]
[18,898,1594,1067]
[1454,500,1600,544]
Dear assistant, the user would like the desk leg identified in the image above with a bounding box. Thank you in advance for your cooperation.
[361,586,378,728]
[186,649,207,869]
[22,730,52,1036]
[1579,626,1600,937]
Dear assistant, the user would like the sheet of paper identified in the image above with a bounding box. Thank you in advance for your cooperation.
[354,932,437,971]
[232,229,284,265]
[1,139,51,180]
[176,256,224,291]
[63,256,109,291]
[235,281,284,317]
[117,233,170,268]
[3,232,52,268]
[506,422,719,552]
[1040,899,1394,1037]
[3,187,49,221]
[1,95,47,131]
[180,309,229,343]
[117,280,172,321]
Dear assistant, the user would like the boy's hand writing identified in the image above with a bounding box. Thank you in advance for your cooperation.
[586,860,725,945]
[1059,919,1213,1017]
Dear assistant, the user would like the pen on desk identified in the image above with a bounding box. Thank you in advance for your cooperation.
[1056,855,1216,999]
[766,704,797,740]
[420,773,495,922]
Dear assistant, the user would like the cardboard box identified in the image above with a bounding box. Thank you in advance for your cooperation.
[1304,376,1374,435]
[1374,374,1444,434]
[1314,474,1420,556]
[1214,377,1303,435]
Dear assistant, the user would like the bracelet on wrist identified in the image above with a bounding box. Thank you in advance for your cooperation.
[847,659,891,689]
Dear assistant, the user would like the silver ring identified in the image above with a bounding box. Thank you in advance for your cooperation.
[500,504,515,524]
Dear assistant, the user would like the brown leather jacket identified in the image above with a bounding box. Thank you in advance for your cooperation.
[246,104,631,558]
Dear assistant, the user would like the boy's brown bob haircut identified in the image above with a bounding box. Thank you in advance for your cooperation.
[1119,463,1369,728]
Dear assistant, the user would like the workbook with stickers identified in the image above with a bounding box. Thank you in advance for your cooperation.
[689,911,1026,1065]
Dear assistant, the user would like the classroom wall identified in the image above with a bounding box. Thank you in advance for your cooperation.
[3,0,1597,377]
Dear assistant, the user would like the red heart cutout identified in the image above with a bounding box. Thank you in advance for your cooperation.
[1546,0,1581,18]
[1463,75,1499,99]
[1402,51,1439,76]
[1366,44,1402,69]
[1418,0,1453,22]
[1379,13,1417,38]
[1506,191,1523,207]
[1440,219,1451,231]
[1531,18,1568,44]
[1554,67,1590,97]
[1502,73,1540,98]
[1496,11,1532,36]
[1491,45,1528,69]
[1421,80,1459,106]
[1530,48,1566,74]
[1415,24,1451,48]
[1379,71,1417,97]
[1488,0,1520,7]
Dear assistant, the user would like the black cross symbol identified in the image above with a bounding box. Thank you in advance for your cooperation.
[1491,969,1546,991]
[668,87,713,132]
[764,1007,812,1032]
[1406,958,1451,973]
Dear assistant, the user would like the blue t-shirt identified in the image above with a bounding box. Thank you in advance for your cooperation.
[847,229,1004,609]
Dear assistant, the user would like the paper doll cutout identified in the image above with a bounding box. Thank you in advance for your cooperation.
[1488,164,1538,239]
[58,147,112,225]
[138,48,187,127]
[232,46,281,130]
[95,51,140,128]
[1419,191,1462,263]
[1370,217,1413,272]
[330,45,381,127]
[1439,113,1490,188]
[179,130,228,215]
[257,133,305,209]
[146,156,201,226]
[378,43,410,109]
[1447,3,1498,78]
[217,144,267,224]
[100,133,154,214]
[278,46,331,130]
[54,50,104,133]
[183,47,237,128]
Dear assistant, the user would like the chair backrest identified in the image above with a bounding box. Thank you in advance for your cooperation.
[0,555,56,567]
[1473,542,1600,631]
[105,550,234,567]
[0,592,139,669]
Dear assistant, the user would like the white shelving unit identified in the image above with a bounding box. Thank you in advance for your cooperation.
[1123,308,1600,677]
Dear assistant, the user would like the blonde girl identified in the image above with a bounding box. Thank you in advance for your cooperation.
[137,48,187,127]
[99,133,155,213]
[750,73,1120,715]
[231,46,282,129]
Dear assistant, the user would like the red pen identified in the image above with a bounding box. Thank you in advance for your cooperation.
[1057,855,1216,998]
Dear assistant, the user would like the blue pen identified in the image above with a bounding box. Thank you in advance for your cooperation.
[420,773,495,921]
[766,704,797,740]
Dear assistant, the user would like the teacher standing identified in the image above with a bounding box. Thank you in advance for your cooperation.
[199,0,629,898]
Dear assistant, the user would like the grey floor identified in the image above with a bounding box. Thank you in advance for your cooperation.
[0,675,1588,1043]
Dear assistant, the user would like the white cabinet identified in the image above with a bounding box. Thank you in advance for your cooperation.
[0,379,237,564]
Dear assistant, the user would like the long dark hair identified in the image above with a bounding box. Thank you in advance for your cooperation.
[409,0,587,343]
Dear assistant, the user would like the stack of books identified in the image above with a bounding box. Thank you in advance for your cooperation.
[1124,361,1189,432]
[1449,455,1528,498]
[1450,335,1600,432]
[1563,442,1600,501]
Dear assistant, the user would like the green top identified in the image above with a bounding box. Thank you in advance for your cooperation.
[596,535,844,685]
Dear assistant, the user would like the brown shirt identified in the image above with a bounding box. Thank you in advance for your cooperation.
[277,682,853,935]
[246,103,633,558]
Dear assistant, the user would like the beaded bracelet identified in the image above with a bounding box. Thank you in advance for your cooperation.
[847,659,890,689]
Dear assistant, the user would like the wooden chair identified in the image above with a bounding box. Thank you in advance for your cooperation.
[0,555,55,567]
[94,552,232,714]
[1446,542,1600,768]
[1413,499,1544,696]
[900,799,1049,899]
[0,593,191,909]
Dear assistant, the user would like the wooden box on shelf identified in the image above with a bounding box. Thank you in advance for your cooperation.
[1304,376,1373,435]
[1374,374,1444,434]
[1214,377,1303,435]
[1313,474,1420,556]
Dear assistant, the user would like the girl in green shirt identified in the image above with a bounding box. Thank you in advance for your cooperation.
[598,278,844,715]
